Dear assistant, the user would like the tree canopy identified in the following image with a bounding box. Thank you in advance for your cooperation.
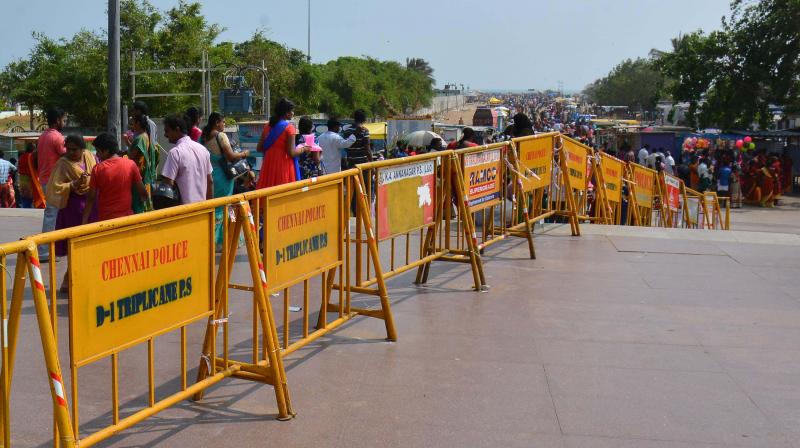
[0,0,434,128]
[584,0,799,130]
[583,58,664,111]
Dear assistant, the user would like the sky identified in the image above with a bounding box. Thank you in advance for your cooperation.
[0,0,732,92]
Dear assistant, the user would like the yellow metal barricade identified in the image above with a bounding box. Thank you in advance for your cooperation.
[627,163,658,226]
[588,150,622,225]
[0,196,290,447]
[218,170,398,350]
[449,142,536,258]
[0,169,397,447]
[506,133,556,255]
[659,172,684,228]
[507,132,582,237]
[701,191,725,230]
[556,136,590,234]
[345,151,486,293]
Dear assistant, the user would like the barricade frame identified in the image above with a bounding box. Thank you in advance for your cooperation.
[628,163,658,226]
[0,169,398,447]
[450,142,536,258]
[506,133,562,253]
[344,151,487,293]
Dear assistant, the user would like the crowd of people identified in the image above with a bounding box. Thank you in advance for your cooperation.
[0,98,388,283]
[0,92,795,274]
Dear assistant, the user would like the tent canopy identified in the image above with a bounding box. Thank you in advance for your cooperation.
[364,122,387,139]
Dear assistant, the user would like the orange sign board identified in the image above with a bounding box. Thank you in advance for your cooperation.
[69,212,214,366]
[516,136,553,191]
[664,174,682,211]
[463,147,502,211]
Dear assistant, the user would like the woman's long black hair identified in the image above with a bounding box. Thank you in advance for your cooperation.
[202,112,224,143]
[269,98,295,127]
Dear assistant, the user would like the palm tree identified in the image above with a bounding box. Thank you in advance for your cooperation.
[405,57,435,84]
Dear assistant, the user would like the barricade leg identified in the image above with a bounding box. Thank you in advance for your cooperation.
[238,201,293,419]
[319,176,397,341]
[0,257,28,445]
[518,188,537,259]
[354,176,397,341]
[194,213,242,401]
[449,157,487,290]
[24,247,76,447]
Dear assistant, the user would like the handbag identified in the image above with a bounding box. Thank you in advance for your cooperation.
[217,134,251,180]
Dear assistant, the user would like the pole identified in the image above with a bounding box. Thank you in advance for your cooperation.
[307,0,311,63]
[262,60,270,120]
[107,0,121,144]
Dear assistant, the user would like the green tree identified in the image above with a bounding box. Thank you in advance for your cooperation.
[0,0,435,127]
[405,57,435,85]
[658,0,800,129]
[583,58,665,111]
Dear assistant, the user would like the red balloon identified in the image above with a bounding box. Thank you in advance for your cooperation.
[744,136,752,144]
[735,139,744,149]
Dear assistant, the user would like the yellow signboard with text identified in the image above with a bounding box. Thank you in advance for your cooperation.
[631,164,656,208]
[462,147,502,211]
[516,136,553,191]
[562,138,588,191]
[69,212,214,366]
[600,153,623,203]
[376,160,436,240]
[266,181,342,291]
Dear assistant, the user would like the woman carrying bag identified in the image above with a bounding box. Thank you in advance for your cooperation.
[203,112,250,246]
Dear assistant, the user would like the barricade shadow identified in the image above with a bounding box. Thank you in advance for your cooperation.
[37,376,273,448]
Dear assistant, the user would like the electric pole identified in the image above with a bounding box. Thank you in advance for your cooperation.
[307,0,311,63]
[108,0,121,144]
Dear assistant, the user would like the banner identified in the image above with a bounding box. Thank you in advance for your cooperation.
[463,147,502,211]
[517,136,553,191]
[562,138,588,191]
[631,164,655,208]
[664,174,681,211]
[600,154,623,203]
[266,182,342,291]
[376,160,436,240]
[69,212,214,365]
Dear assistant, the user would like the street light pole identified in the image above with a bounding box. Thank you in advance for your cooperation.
[108,0,121,144]
[307,0,311,63]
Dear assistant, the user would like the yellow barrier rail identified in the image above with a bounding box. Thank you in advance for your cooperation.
[0,169,396,447]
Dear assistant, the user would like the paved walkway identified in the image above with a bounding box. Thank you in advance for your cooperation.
[2,202,800,447]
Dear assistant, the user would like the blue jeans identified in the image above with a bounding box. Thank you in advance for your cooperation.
[39,187,58,260]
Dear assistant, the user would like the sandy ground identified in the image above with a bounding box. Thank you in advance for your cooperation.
[435,103,478,125]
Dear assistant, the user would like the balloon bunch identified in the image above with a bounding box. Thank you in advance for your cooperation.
[735,136,756,151]
[695,138,711,150]
[682,137,697,153]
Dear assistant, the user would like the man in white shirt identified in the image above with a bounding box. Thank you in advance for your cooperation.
[161,114,213,204]
[318,118,356,173]
[664,150,676,175]
[637,144,650,165]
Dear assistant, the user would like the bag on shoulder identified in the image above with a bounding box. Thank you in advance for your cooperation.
[217,133,251,180]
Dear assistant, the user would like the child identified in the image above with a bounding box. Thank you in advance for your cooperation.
[82,132,149,223]
[298,134,324,179]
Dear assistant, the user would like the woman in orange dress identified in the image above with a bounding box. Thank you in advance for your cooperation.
[256,98,309,189]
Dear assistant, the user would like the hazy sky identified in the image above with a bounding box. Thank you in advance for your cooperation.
[0,0,732,91]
